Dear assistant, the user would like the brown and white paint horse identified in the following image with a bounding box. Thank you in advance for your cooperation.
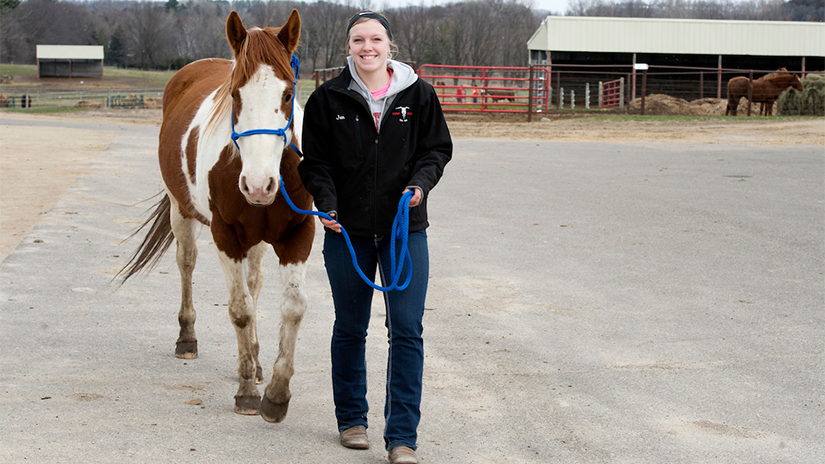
[118,10,314,423]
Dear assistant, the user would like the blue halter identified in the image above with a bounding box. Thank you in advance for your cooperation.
[230,55,300,152]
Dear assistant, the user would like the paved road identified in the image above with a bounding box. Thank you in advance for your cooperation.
[1,118,823,463]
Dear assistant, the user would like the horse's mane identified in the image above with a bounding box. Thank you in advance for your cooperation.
[761,67,792,81]
[203,26,297,144]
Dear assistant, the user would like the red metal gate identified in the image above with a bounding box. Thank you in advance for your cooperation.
[418,64,551,114]
[600,78,624,109]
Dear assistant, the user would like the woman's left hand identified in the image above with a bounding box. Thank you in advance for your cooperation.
[403,188,422,208]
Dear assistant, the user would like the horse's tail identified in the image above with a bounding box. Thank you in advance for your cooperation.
[725,84,734,116]
[115,193,174,286]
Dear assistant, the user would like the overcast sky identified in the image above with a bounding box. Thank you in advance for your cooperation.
[338,0,571,15]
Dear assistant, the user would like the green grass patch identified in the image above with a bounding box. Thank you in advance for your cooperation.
[103,66,176,88]
[0,64,37,76]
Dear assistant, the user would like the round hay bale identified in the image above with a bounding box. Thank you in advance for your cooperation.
[777,74,825,116]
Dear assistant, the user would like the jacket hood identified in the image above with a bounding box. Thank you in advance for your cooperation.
[346,56,418,102]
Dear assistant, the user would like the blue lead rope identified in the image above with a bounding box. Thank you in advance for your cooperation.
[279,177,414,292]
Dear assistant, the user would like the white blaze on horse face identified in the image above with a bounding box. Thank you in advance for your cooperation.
[235,64,292,206]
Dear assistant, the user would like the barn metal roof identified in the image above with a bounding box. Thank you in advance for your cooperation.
[36,45,104,60]
[527,16,825,57]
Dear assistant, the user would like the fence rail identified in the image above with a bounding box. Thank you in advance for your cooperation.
[0,82,316,110]
[0,87,165,109]
[418,64,551,115]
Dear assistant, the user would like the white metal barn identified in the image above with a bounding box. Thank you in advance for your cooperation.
[527,16,825,72]
[36,45,105,79]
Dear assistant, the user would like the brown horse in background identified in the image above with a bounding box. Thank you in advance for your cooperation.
[726,70,803,116]
[118,10,315,423]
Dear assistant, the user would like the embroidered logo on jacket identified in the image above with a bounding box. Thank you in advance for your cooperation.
[335,115,346,121]
[393,106,412,123]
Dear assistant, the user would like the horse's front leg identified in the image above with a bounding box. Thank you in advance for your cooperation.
[216,249,262,415]
[245,242,268,384]
[260,258,309,423]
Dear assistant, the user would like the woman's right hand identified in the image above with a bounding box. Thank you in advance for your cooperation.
[321,213,342,233]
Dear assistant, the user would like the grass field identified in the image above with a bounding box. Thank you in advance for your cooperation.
[0,64,38,76]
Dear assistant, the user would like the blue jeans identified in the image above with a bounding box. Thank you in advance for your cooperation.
[323,230,429,451]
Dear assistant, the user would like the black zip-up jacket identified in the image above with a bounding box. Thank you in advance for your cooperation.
[298,66,453,238]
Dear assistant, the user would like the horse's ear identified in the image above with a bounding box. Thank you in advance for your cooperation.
[277,9,301,55]
[226,11,247,57]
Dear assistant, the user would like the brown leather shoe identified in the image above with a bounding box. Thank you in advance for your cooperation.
[340,425,369,449]
[388,446,419,464]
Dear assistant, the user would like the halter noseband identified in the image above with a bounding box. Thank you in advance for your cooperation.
[230,55,300,152]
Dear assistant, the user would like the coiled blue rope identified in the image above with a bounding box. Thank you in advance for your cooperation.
[279,174,414,292]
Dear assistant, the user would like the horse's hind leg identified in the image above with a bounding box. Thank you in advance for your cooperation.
[260,233,311,423]
[169,197,199,359]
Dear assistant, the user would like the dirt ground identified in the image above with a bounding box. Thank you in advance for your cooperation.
[1,109,823,261]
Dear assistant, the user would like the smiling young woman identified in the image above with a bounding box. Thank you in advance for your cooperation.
[298,9,453,464]
[347,17,392,90]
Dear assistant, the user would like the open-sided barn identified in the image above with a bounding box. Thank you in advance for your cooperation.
[36,45,104,79]
[527,16,824,105]
[527,16,824,71]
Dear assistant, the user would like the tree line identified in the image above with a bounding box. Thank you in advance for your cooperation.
[0,0,820,73]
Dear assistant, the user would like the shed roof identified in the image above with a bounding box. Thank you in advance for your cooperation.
[36,45,104,60]
[527,16,825,57]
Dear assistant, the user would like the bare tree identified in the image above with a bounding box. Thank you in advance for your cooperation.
[173,1,232,65]
[307,1,354,69]
[387,5,434,65]
[122,2,173,69]
[1,0,817,69]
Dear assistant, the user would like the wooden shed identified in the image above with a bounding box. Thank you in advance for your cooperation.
[36,45,104,78]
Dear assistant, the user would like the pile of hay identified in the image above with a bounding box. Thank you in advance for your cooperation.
[627,94,751,116]
[777,74,825,116]
[144,97,162,109]
[75,100,104,108]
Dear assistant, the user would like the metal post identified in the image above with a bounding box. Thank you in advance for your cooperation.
[481,67,487,111]
[717,55,722,99]
[585,83,590,110]
[700,71,704,100]
[527,65,534,123]
[640,69,647,115]
[747,70,753,117]
[559,87,564,109]
[556,72,561,110]
[631,53,637,100]
[599,81,603,109]
[619,77,625,110]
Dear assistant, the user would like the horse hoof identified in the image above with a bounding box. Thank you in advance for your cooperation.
[260,395,290,423]
[234,395,261,415]
[175,341,198,359]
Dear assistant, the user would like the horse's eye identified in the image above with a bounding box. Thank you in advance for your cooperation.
[284,93,292,104]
